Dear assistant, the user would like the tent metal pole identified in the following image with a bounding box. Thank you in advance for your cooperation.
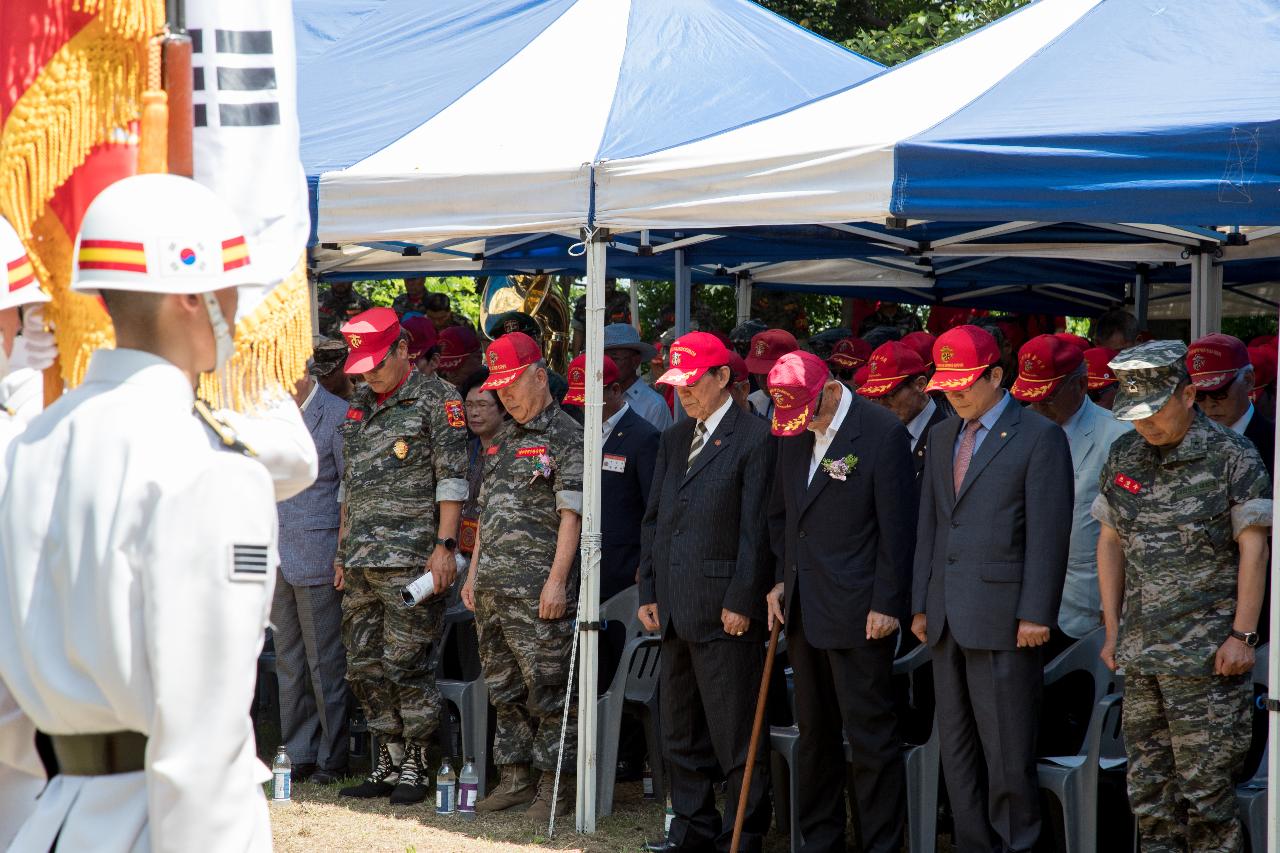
[673,244,690,419]
[1206,254,1223,334]
[736,272,753,325]
[630,279,641,332]
[1133,264,1150,331]
[576,230,607,834]
[1189,253,1205,339]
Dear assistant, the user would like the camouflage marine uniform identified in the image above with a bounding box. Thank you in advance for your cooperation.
[474,402,583,775]
[339,371,468,753]
[391,291,429,318]
[1093,342,1272,853]
[318,285,372,337]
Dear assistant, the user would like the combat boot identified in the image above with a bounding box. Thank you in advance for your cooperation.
[339,739,403,799]
[475,763,537,813]
[525,769,572,821]
[389,742,430,805]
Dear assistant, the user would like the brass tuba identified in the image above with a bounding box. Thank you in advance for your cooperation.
[478,274,571,374]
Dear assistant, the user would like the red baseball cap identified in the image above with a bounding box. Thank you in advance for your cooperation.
[925,325,1000,393]
[766,350,829,437]
[852,365,870,389]
[1011,335,1084,402]
[829,337,871,370]
[341,307,401,374]
[726,351,750,384]
[480,332,543,390]
[745,329,798,374]
[656,331,731,387]
[858,341,926,398]
[1249,335,1278,349]
[1054,332,1092,352]
[401,315,438,359]
[562,354,619,406]
[1186,333,1249,391]
[1083,347,1120,390]
[1249,343,1276,400]
[437,325,480,371]
[900,331,937,368]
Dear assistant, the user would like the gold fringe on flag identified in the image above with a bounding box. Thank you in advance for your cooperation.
[198,258,312,412]
[0,3,164,387]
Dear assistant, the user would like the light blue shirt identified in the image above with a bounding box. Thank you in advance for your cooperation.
[953,390,1012,462]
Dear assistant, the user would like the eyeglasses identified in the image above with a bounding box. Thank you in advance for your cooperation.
[1195,370,1242,403]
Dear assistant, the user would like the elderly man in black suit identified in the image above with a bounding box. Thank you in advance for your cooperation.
[638,332,777,853]
[858,340,950,500]
[764,350,916,853]
[911,325,1073,853]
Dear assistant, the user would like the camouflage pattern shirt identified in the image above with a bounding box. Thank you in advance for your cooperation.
[318,289,373,337]
[340,371,469,567]
[476,402,583,599]
[1092,411,1272,675]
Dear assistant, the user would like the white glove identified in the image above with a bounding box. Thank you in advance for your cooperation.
[18,306,56,372]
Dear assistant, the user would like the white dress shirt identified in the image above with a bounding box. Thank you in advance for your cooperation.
[603,401,631,436]
[699,394,734,440]
[1231,402,1255,435]
[809,384,852,485]
[905,397,937,451]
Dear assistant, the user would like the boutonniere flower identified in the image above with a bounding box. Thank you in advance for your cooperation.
[529,452,556,485]
[820,453,858,482]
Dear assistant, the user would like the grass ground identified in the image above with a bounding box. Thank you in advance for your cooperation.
[270,778,674,853]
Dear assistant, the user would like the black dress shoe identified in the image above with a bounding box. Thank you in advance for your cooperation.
[309,769,341,785]
[643,841,677,853]
[292,762,317,782]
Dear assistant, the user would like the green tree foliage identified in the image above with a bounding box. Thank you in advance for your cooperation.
[760,0,1030,65]
[347,277,482,323]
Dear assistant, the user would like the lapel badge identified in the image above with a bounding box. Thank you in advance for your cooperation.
[393,438,409,460]
[1000,431,1007,438]
[714,439,722,446]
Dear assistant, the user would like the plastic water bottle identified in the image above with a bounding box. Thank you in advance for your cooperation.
[436,758,456,814]
[271,746,292,804]
[664,794,674,834]
[642,760,655,800]
[458,757,479,819]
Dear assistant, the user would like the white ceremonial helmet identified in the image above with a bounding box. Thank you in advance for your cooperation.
[0,216,52,311]
[72,174,256,370]
[71,173,256,296]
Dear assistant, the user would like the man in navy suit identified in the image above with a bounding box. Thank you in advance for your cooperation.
[563,354,659,602]
[638,332,776,853]
[271,364,352,783]
[911,325,1073,853]
[765,351,916,853]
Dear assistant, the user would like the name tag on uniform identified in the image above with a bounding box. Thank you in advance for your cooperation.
[1114,473,1142,494]
[602,453,626,473]
[516,446,547,459]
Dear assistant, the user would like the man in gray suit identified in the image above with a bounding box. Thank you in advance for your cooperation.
[1011,335,1130,651]
[911,325,1073,853]
[271,365,351,783]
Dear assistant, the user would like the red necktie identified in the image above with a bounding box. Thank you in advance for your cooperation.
[953,420,981,495]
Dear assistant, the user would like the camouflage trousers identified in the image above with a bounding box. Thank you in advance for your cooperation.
[474,590,576,773]
[1123,672,1251,853]
[341,566,446,747]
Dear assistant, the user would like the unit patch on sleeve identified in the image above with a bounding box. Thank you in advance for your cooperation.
[230,543,270,582]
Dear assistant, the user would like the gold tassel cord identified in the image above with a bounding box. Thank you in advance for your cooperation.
[198,258,313,413]
[0,5,164,387]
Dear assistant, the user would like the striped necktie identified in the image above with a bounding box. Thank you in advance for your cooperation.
[687,422,707,473]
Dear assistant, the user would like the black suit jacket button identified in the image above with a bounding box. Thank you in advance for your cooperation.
[947,556,957,564]
[798,531,806,539]
[951,521,959,529]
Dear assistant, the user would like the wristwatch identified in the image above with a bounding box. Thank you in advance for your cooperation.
[435,536,457,551]
[1229,628,1260,647]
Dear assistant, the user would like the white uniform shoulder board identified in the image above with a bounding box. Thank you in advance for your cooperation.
[193,399,257,457]
[230,544,270,582]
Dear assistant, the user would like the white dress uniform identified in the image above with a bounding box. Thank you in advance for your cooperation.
[0,175,308,852]
[0,215,58,849]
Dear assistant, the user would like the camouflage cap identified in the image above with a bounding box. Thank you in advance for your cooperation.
[1108,340,1189,421]
[310,335,348,377]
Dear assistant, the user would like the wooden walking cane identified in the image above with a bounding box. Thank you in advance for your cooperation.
[730,620,781,853]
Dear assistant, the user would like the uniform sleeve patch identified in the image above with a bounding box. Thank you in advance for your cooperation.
[445,399,466,429]
[1114,473,1142,494]
[346,407,364,421]
[230,544,270,582]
